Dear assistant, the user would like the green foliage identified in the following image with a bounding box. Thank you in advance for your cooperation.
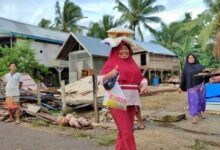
[87,15,122,39]
[0,41,48,79]
[190,139,205,150]
[54,0,87,33]
[114,0,165,41]
[97,133,116,146]
[38,18,53,29]
[152,10,219,68]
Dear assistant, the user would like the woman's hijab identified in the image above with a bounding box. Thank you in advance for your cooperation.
[180,54,204,91]
[101,41,144,85]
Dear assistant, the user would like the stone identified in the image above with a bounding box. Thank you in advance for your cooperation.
[148,111,186,122]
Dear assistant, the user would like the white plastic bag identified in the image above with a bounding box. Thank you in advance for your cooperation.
[103,82,128,110]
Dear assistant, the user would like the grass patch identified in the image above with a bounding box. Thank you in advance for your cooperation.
[32,119,49,127]
[72,131,94,139]
[191,139,205,150]
[49,110,60,117]
[50,124,70,131]
[96,133,116,146]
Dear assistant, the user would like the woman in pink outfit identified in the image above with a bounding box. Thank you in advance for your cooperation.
[100,41,148,150]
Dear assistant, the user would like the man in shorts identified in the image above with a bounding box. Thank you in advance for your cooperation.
[3,63,22,124]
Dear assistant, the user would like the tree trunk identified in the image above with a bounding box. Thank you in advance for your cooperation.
[214,14,220,60]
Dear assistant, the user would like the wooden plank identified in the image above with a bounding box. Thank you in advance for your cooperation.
[27,104,41,113]
[37,82,41,106]
[61,80,66,111]
[21,108,57,124]
[93,74,99,123]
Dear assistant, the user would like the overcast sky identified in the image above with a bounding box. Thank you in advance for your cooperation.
[0,0,207,41]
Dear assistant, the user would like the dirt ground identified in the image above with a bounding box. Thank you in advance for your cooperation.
[5,91,219,150]
[136,91,220,150]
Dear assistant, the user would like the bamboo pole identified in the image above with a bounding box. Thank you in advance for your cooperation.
[92,74,99,123]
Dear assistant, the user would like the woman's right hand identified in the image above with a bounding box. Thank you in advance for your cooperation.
[103,65,118,80]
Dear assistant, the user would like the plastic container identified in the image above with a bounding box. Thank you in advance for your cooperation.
[153,77,159,86]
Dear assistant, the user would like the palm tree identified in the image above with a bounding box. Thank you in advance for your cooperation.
[114,0,165,41]
[54,0,86,33]
[38,18,52,29]
[87,15,122,39]
[152,13,195,50]
[185,0,220,59]
[151,13,203,69]
[204,0,220,59]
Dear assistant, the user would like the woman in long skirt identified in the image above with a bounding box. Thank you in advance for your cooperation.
[180,54,206,124]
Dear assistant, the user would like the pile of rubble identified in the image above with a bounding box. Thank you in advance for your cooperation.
[165,75,180,84]
[56,114,91,129]
[59,76,105,105]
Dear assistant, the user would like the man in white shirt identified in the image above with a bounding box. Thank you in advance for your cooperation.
[4,63,22,124]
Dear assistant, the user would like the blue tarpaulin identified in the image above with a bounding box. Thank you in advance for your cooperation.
[205,83,220,98]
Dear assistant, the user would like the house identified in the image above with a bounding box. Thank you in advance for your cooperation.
[57,33,179,84]
[57,33,111,83]
[0,17,69,85]
[133,41,179,83]
[0,17,179,85]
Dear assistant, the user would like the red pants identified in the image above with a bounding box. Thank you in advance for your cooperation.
[110,106,136,150]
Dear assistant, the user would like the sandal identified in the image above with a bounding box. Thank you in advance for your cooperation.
[192,118,197,124]
[133,125,145,130]
[199,114,206,119]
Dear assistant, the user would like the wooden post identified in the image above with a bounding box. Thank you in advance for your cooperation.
[149,69,151,84]
[61,80,66,112]
[37,81,41,106]
[92,74,99,123]
[160,70,164,83]
[55,67,64,85]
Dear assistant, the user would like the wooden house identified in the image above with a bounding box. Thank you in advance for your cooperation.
[57,33,111,83]
[133,41,180,83]
[0,17,69,85]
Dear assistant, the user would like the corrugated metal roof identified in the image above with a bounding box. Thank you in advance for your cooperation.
[0,17,69,44]
[0,17,175,57]
[135,41,176,56]
[72,33,111,57]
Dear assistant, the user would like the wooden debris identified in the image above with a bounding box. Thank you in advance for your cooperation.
[57,116,68,126]
[58,76,105,105]
[147,85,178,96]
[27,104,41,113]
[65,114,73,121]
[69,116,82,128]
[99,108,112,122]
[22,108,57,124]
[165,76,180,83]
[0,109,9,121]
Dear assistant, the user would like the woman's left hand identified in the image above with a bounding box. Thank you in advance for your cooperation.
[140,84,148,94]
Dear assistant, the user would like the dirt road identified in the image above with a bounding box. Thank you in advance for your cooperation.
[0,122,113,150]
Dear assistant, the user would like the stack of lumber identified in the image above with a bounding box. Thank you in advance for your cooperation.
[58,76,105,105]
[165,76,180,84]
[61,77,180,105]
[147,84,179,95]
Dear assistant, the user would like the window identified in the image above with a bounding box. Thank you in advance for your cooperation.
[140,53,146,66]
[40,50,43,54]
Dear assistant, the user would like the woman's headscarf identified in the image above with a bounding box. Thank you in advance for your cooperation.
[180,53,204,91]
[101,41,144,85]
